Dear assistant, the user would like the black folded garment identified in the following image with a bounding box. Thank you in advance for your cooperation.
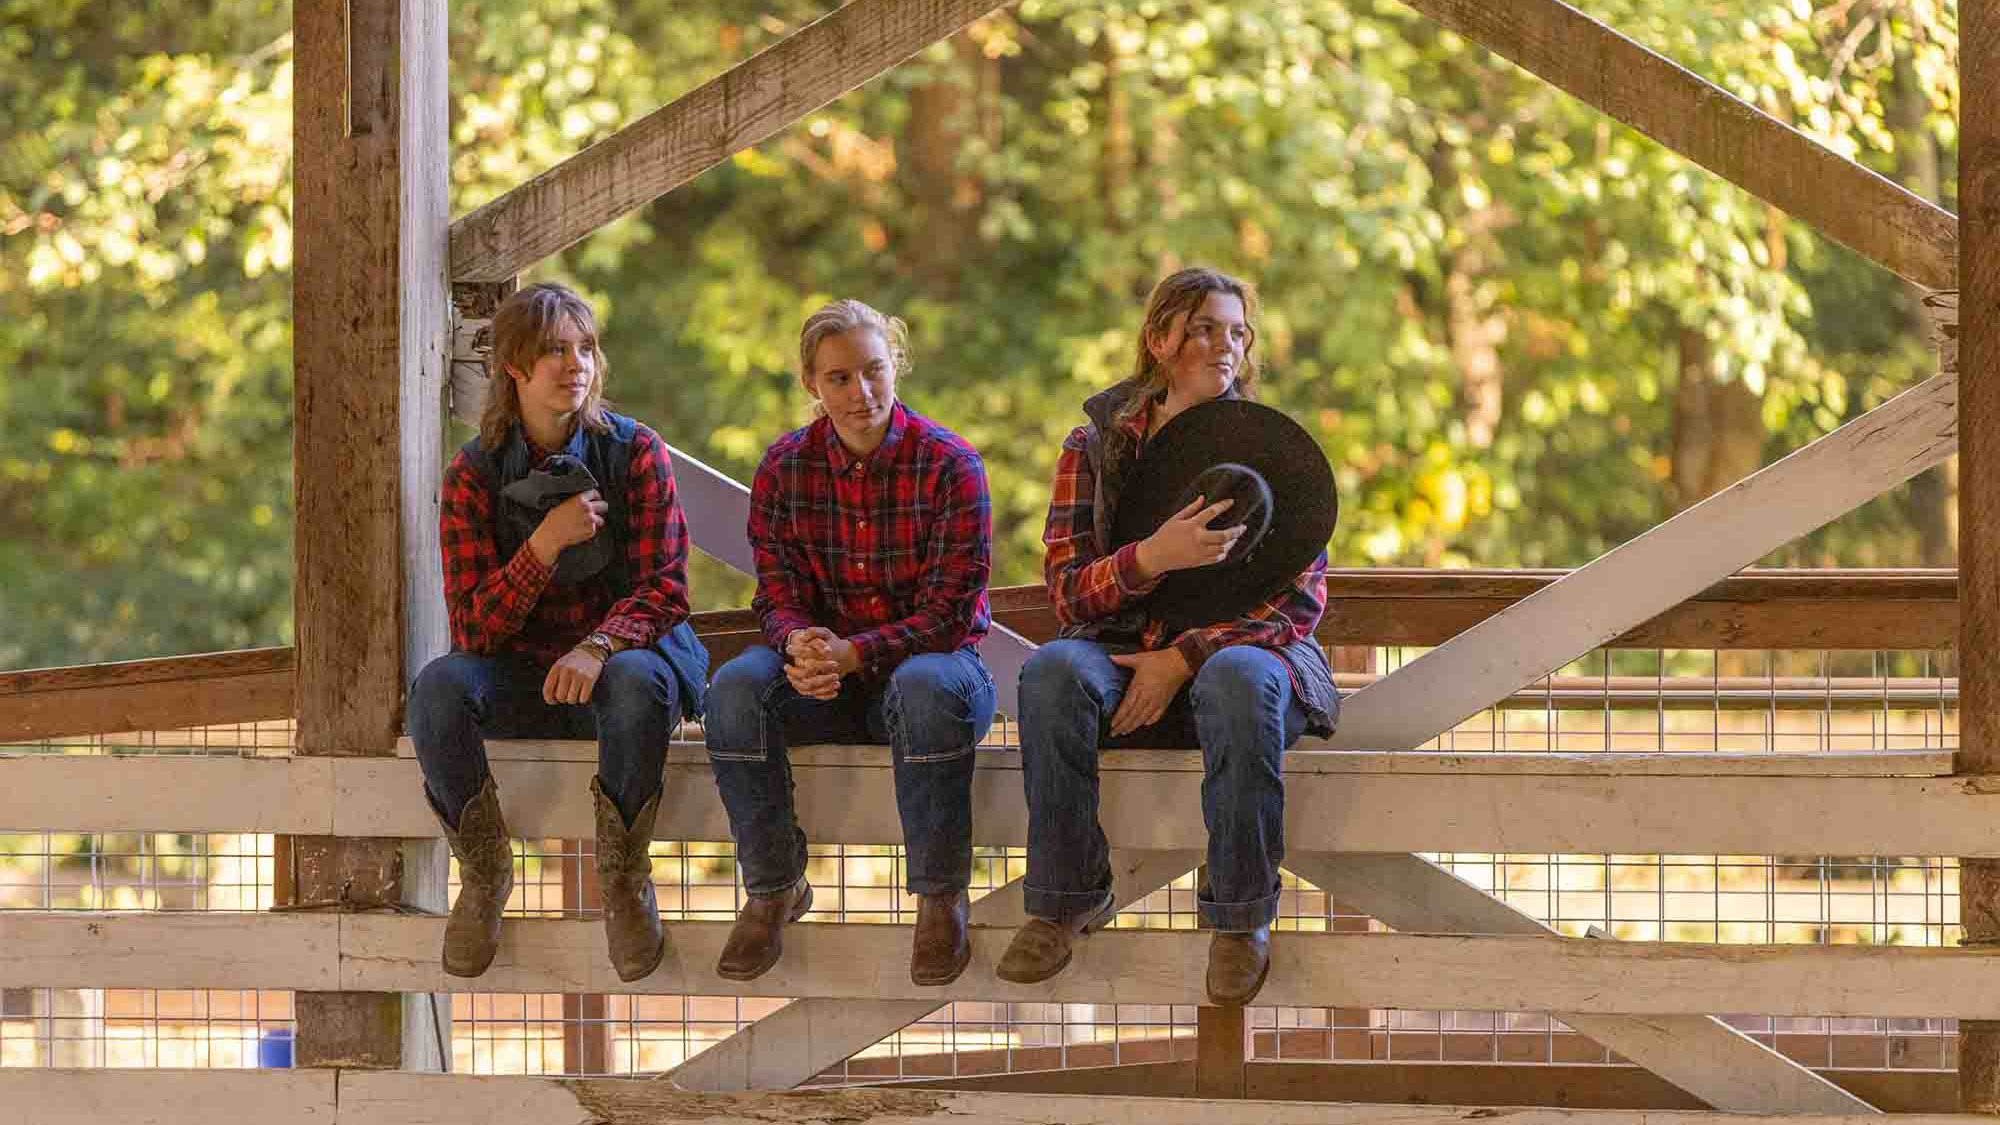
[500,454,615,586]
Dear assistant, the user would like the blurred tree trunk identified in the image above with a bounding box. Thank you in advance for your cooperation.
[901,33,992,294]
[1670,328,1764,510]
[1893,46,1957,567]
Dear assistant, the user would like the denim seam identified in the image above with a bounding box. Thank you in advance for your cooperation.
[902,743,975,764]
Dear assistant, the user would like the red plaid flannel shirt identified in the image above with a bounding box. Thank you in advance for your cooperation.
[1042,400,1327,671]
[439,423,693,666]
[749,403,992,678]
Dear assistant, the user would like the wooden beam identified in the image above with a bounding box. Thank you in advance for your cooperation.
[879,1061,1953,1113]
[1327,371,1957,752]
[1289,853,1874,1114]
[667,848,1200,1091]
[1961,4,2000,1119]
[1,912,341,990]
[869,1061,1197,1098]
[11,749,2000,855]
[321,920,2000,1018]
[0,648,294,742]
[421,740,1957,775]
[447,0,1009,282]
[1394,0,1955,289]
[292,0,449,1077]
[0,1070,337,1125]
[0,1071,1985,1125]
[0,753,336,832]
[16,910,2000,1018]
[1236,1063,1948,1113]
[1195,1006,1247,1099]
[333,1073,2000,1125]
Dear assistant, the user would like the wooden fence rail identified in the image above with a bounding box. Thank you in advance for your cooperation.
[0,570,1959,742]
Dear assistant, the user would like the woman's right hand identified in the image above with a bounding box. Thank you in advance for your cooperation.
[529,489,607,565]
[1136,495,1242,578]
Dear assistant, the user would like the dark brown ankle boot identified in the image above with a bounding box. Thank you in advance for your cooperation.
[437,777,513,978]
[995,889,1117,984]
[591,777,666,983]
[910,890,971,986]
[1205,926,1271,1006]
[715,877,813,981]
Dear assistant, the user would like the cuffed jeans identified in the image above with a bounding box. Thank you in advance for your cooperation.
[1019,639,1308,931]
[408,649,681,828]
[705,645,996,897]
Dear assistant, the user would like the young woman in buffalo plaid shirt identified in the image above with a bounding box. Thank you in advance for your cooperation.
[704,299,995,988]
[406,283,706,984]
[993,267,1339,1007]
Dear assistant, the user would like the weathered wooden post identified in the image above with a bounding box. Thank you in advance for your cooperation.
[1960,1,1997,1111]
[290,0,452,1072]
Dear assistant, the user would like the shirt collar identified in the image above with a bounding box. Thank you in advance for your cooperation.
[823,400,907,474]
[514,418,586,466]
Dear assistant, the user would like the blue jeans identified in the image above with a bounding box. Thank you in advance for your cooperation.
[408,649,681,828]
[705,645,996,897]
[1018,639,1308,931]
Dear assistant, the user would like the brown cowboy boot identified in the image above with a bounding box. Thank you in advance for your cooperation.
[437,776,513,978]
[995,889,1117,984]
[1205,926,1271,1006]
[910,890,971,986]
[591,777,667,982]
[715,877,813,981]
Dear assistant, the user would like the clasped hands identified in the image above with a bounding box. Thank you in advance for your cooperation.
[785,626,862,701]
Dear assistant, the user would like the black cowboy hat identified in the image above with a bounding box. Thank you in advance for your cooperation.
[1109,399,1337,632]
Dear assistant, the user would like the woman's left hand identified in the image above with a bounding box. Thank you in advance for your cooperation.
[1107,648,1193,737]
[544,647,605,705]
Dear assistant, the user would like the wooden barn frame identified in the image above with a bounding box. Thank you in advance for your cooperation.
[2,0,1996,1119]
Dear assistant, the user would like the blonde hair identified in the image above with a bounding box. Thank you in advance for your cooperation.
[480,282,612,451]
[1104,267,1262,479]
[798,299,910,417]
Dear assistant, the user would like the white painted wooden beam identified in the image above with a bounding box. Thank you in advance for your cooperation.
[1289,852,1874,1113]
[667,848,1200,1092]
[1327,370,1957,752]
[0,754,336,834]
[1,912,340,991]
[0,1069,336,1125]
[10,912,2000,1019]
[4,750,1993,856]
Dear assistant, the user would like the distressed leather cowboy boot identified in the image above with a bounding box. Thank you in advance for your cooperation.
[1205,926,1271,1006]
[910,890,971,986]
[994,889,1117,984]
[715,877,813,981]
[437,776,513,978]
[591,777,667,982]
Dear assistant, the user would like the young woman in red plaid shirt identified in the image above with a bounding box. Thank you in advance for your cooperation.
[704,299,996,987]
[407,283,707,983]
[994,267,1340,1005]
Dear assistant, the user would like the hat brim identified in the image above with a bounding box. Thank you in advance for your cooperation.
[1109,399,1337,632]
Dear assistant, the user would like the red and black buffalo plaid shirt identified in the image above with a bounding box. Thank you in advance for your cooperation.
[748,402,992,679]
[1042,399,1327,671]
[439,423,693,667]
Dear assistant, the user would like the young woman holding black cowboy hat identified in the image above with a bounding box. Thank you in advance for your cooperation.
[995,266,1340,1005]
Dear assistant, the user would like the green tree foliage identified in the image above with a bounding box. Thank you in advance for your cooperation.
[0,0,1960,668]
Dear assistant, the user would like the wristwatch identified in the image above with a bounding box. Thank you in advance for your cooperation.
[575,632,617,662]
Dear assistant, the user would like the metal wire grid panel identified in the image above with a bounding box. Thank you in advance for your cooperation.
[0,643,1963,1077]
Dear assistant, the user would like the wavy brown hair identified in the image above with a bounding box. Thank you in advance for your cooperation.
[1102,266,1262,488]
[480,282,612,450]
[797,298,910,419]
